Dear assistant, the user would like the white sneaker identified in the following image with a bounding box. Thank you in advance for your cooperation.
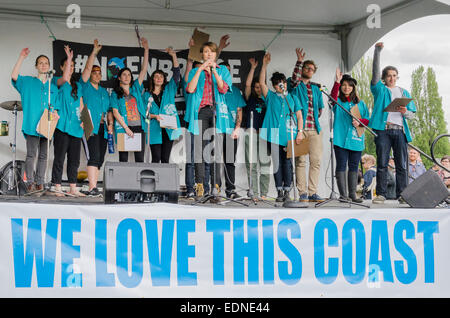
[372,195,386,204]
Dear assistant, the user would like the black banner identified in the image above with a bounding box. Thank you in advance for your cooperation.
[52,40,264,127]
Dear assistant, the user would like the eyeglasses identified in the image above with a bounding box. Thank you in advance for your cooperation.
[303,66,315,72]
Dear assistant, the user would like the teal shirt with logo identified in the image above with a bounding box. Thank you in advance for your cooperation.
[225,84,247,129]
[79,78,110,138]
[11,75,59,138]
[54,82,84,138]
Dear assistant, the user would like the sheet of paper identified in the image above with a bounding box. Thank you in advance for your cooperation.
[159,114,177,129]
[117,133,142,152]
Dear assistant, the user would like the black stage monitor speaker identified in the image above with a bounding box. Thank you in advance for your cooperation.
[103,161,179,204]
[401,169,449,208]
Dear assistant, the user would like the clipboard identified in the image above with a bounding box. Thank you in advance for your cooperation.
[188,28,210,62]
[117,133,142,152]
[286,137,309,159]
[80,105,94,141]
[350,105,365,138]
[36,109,58,139]
[383,98,413,112]
[159,114,177,129]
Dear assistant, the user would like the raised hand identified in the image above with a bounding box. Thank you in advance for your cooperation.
[249,57,258,69]
[20,48,30,58]
[141,37,149,50]
[295,48,306,62]
[375,42,384,50]
[335,67,343,83]
[64,45,73,60]
[166,46,176,57]
[263,52,271,66]
[93,39,102,54]
[219,34,230,50]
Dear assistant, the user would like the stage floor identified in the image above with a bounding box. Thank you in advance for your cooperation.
[1,193,447,210]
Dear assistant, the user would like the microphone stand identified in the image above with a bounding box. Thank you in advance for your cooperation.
[315,87,376,208]
[281,88,308,208]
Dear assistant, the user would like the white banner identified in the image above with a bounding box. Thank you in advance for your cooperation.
[1,202,449,298]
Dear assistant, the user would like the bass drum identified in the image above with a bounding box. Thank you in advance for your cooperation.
[0,160,27,195]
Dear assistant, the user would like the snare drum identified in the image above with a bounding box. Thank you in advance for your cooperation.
[0,121,8,136]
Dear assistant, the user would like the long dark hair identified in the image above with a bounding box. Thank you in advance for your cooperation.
[60,57,78,99]
[147,70,168,93]
[338,78,360,104]
[114,67,134,99]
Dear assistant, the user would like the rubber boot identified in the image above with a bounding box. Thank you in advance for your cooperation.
[336,171,349,201]
[348,171,363,203]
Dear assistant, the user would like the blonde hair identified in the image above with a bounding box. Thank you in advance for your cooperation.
[200,42,218,53]
[362,154,376,166]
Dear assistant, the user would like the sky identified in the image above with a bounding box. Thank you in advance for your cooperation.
[362,14,450,129]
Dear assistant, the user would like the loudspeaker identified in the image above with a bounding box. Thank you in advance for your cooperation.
[103,161,179,204]
[401,169,449,208]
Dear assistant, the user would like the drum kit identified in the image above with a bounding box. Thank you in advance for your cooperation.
[0,100,27,196]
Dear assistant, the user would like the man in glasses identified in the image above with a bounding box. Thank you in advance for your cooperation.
[288,48,325,203]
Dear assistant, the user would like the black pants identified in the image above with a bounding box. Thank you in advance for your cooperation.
[150,128,173,163]
[119,126,146,163]
[218,133,238,195]
[194,106,220,185]
[51,129,81,184]
[83,123,107,169]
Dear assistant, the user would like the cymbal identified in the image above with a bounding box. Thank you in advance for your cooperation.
[0,101,22,111]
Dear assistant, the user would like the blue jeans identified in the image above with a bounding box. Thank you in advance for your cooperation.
[374,129,408,198]
[185,132,211,193]
[334,145,361,173]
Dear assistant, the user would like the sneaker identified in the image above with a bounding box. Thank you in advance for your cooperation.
[227,191,241,199]
[85,187,101,197]
[372,195,386,204]
[299,193,309,202]
[186,191,195,200]
[308,193,325,202]
[398,196,407,204]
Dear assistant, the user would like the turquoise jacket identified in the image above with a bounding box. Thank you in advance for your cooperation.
[185,66,233,135]
[142,78,182,145]
[225,84,247,129]
[11,75,59,138]
[369,80,416,142]
[54,82,84,138]
[288,78,324,133]
[333,99,369,152]
[79,78,110,139]
[110,80,148,135]
[260,90,302,147]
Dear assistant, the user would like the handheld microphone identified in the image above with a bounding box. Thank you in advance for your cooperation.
[278,83,288,96]
[146,96,154,119]
[46,70,56,75]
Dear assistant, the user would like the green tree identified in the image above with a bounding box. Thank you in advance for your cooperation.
[410,66,450,168]
[351,55,376,157]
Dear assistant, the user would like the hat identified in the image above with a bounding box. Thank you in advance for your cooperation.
[340,74,357,86]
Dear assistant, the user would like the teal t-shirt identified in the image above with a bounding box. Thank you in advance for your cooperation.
[79,78,110,138]
[260,90,302,147]
[142,78,182,145]
[11,75,59,138]
[333,99,369,152]
[54,82,84,138]
[225,84,247,129]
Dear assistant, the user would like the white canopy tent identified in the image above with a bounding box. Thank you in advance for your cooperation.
[0,0,449,197]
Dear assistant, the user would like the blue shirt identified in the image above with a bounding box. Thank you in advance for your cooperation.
[225,84,247,129]
[333,99,370,152]
[185,66,233,135]
[142,78,182,145]
[79,78,110,138]
[260,90,302,147]
[54,82,84,138]
[409,161,426,183]
[288,78,324,133]
[12,75,59,138]
[369,80,416,142]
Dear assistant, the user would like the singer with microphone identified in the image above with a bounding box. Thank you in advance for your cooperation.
[11,48,59,195]
[185,41,232,199]
[142,46,182,164]
[288,48,325,203]
[111,37,150,163]
[259,53,304,202]
[330,69,369,203]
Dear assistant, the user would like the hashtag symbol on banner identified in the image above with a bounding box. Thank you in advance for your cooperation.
[74,54,88,73]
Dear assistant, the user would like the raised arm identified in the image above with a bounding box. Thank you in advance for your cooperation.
[216,34,230,60]
[59,45,74,86]
[331,67,343,101]
[291,48,305,87]
[184,38,195,80]
[138,37,149,85]
[81,39,102,83]
[259,53,271,98]
[167,47,180,85]
[245,58,258,101]
[11,48,30,81]
[371,42,383,86]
